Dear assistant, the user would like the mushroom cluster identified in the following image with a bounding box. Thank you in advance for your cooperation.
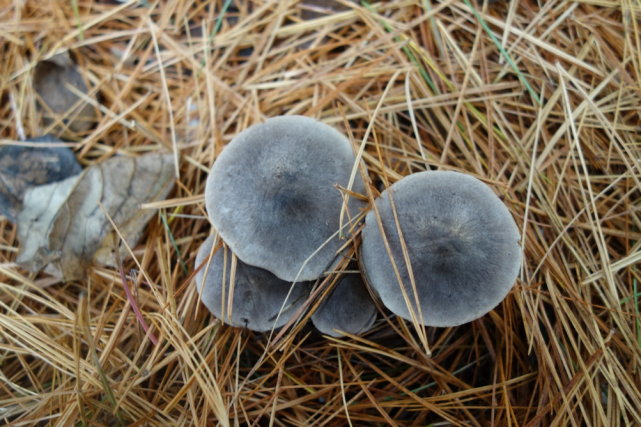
[196,116,376,336]
[195,115,521,335]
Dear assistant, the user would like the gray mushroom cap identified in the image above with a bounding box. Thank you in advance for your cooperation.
[311,270,377,337]
[195,234,311,332]
[206,115,367,282]
[361,171,521,327]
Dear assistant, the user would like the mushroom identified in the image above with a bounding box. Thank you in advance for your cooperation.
[33,58,96,135]
[311,268,377,337]
[206,115,367,282]
[360,171,521,327]
[195,234,312,331]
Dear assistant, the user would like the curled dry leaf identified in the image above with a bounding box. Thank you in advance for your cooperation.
[0,135,82,222]
[33,57,97,135]
[17,153,175,281]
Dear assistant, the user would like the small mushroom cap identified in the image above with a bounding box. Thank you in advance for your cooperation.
[311,271,377,337]
[361,171,521,327]
[195,235,311,332]
[206,116,367,282]
[33,60,96,134]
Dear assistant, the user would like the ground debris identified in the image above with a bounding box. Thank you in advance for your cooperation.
[0,135,82,222]
[16,153,175,281]
[33,55,97,135]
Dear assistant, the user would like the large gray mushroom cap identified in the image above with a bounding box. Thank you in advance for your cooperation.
[361,171,521,327]
[195,235,311,332]
[206,116,367,282]
[311,270,377,337]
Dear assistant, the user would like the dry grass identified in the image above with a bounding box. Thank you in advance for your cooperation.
[1,0,641,425]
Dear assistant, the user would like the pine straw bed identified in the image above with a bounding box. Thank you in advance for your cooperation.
[1,0,641,426]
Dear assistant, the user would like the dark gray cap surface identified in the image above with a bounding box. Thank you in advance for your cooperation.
[311,271,377,337]
[361,171,521,327]
[195,235,311,331]
[206,116,367,282]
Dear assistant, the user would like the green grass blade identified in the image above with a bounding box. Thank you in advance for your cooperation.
[198,0,234,76]
[161,212,189,276]
[71,0,84,41]
[462,0,540,105]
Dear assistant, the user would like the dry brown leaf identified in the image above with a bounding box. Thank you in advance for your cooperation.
[16,153,175,281]
[33,57,97,135]
[94,153,177,266]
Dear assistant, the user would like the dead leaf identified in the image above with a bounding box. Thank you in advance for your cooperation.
[33,59,97,135]
[15,173,82,271]
[17,153,175,281]
[94,153,178,266]
[0,135,82,222]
